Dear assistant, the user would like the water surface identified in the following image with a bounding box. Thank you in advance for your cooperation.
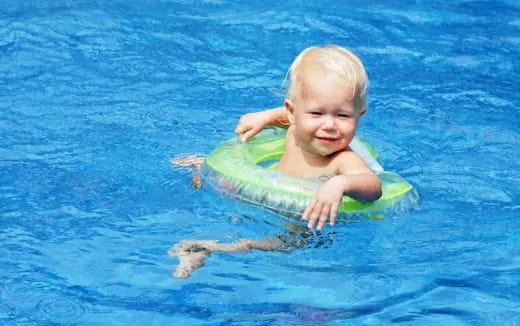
[1,1,519,325]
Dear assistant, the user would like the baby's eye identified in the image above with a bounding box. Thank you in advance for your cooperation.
[337,113,351,118]
[310,111,322,116]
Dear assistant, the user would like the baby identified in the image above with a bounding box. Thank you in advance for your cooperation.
[236,45,381,229]
[170,45,382,277]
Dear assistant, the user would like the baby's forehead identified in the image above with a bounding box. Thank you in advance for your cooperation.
[292,65,355,102]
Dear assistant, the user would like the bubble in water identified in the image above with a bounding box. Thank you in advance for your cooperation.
[229,215,243,224]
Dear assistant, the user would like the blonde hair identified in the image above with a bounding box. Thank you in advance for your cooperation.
[284,45,368,111]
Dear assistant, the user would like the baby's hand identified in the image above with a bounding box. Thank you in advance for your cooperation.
[234,111,271,143]
[302,176,348,231]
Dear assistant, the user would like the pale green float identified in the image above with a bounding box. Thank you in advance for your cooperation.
[201,128,419,220]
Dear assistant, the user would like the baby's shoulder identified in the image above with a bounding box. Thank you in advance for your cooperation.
[331,149,369,174]
[332,148,362,161]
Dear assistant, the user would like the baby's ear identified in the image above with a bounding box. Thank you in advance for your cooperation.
[284,99,295,124]
[359,107,366,116]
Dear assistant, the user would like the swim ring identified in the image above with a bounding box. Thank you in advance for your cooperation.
[200,127,419,220]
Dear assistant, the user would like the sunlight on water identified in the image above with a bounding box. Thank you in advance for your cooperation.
[1,0,519,325]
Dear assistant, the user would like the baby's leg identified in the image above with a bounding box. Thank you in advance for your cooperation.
[170,154,205,168]
[168,238,288,278]
[170,238,286,254]
[170,154,205,188]
[245,238,287,251]
[168,240,220,255]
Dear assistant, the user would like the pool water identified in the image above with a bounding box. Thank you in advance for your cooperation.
[1,1,519,325]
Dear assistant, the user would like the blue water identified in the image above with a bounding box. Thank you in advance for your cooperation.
[1,1,519,325]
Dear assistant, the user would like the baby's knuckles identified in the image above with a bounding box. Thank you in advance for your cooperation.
[312,176,349,228]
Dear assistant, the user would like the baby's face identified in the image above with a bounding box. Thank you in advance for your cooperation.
[289,65,360,157]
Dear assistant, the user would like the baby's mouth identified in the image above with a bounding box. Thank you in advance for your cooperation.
[316,136,339,144]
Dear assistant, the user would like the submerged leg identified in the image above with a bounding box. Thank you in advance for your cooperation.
[170,154,205,168]
[168,221,331,279]
[170,154,205,188]
[168,238,288,278]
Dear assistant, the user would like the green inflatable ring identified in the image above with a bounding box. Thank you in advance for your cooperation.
[201,128,419,220]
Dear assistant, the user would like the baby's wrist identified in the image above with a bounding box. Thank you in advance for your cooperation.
[331,175,351,193]
[261,110,275,124]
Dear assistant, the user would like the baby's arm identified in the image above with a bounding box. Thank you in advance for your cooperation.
[235,106,288,142]
[303,153,382,231]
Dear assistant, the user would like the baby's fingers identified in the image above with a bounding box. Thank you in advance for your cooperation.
[234,123,248,136]
[316,204,331,231]
[306,202,324,229]
[241,129,255,143]
[329,202,339,226]
[234,126,260,143]
[301,198,317,221]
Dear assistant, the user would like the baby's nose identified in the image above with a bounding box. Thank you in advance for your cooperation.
[322,116,336,128]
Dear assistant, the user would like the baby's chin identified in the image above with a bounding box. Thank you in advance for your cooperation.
[304,145,344,157]
[313,141,348,155]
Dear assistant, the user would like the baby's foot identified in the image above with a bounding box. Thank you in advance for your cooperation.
[170,155,205,188]
[174,250,210,278]
[168,240,218,279]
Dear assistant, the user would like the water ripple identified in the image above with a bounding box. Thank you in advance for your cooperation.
[34,295,86,322]
[1,280,86,324]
